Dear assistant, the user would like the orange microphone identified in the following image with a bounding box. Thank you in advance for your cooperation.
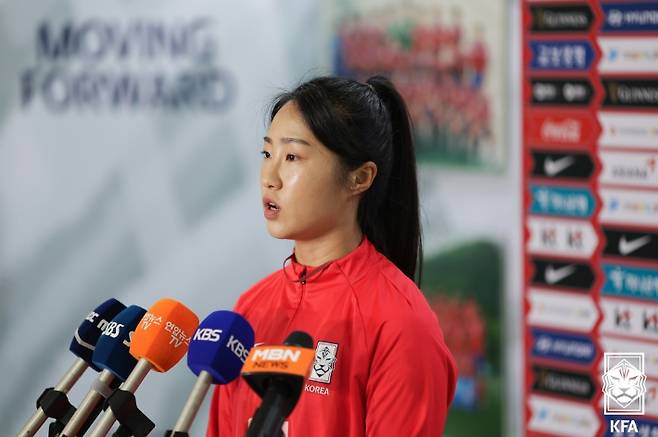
[88,298,199,437]
[242,331,315,437]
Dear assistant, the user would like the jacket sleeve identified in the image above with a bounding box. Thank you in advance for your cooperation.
[365,315,456,436]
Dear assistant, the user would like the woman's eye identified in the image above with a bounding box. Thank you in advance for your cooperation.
[286,154,297,161]
[260,150,270,159]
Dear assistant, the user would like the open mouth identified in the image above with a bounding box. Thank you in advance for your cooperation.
[264,199,280,211]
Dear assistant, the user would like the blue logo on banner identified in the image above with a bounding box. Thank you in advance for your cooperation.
[602,264,658,301]
[530,185,595,218]
[602,3,658,32]
[530,40,594,70]
[531,328,595,365]
[603,418,658,436]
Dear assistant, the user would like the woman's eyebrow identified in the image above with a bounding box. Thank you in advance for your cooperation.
[263,136,312,146]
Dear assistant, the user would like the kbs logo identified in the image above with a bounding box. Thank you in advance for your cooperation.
[603,353,646,416]
[193,328,222,342]
[102,321,125,339]
[309,341,339,384]
[226,335,249,363]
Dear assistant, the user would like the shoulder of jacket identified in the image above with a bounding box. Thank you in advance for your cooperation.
[234,269,283,312]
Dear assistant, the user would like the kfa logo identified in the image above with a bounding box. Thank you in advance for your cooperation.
[603,352,646,416]
[309,341,339,384]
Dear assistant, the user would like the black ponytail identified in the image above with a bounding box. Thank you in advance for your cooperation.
[269,75,423,287]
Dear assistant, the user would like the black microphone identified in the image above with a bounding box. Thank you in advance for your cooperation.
[242,331,315,437]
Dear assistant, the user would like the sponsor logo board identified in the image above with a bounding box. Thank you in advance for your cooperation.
[530,40,595,71]
[527,217,597,259]
[599,151,658,189]
[603,263,658,301]
[527,394,599,437]
[600,298,658,341]
[599,37,658,73]
[600,189,658,227]
[528,288,598,332]
[599,112,658,150]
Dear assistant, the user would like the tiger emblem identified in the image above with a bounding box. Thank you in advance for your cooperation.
[309,341,338,384]
[603,358,647,408]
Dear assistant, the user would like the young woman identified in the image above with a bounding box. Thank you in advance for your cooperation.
[207,75,456,436]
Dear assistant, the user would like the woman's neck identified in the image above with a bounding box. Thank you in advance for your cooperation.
[293,226,363,267]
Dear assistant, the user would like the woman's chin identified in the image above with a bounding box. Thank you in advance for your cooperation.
[266,223,294,240]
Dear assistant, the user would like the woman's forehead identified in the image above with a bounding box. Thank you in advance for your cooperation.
[268,101,317,144]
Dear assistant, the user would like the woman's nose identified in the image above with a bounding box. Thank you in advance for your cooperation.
[261,160,282,189]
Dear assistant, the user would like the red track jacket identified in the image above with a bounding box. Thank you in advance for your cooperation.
[207,236,456,436]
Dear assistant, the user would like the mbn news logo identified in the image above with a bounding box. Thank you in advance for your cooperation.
[602,352,647,433]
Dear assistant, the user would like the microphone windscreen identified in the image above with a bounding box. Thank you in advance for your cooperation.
[69,298,127,370]
[92,305,147,380]
[284,331,313,349]
[187,311,255,384]
[130,298,199,372]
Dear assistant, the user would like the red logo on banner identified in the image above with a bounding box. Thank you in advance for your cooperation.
[525,111,598,149]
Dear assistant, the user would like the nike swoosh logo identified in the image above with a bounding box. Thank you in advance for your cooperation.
[545,264,576,285]
[544,156,575,176]
[619,235,651,255]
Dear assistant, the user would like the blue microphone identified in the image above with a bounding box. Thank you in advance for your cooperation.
[70,298,128,371]
[60,305,147,437]
[166,310,255,436]
[18,298,126,437]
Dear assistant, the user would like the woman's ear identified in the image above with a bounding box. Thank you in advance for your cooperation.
[349,161,377,195]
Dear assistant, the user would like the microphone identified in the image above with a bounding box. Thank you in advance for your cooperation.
[88,298,199,437]
[59,305,147,437]
[242,331,315,437]
[17,298,126,437]
[165,310,255,437]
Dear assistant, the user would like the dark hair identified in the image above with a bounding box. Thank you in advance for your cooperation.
[269,75,423,287]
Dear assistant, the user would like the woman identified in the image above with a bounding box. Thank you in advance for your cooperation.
[207,75,456,436]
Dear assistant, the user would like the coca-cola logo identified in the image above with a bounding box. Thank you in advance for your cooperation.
[541,119,581,143]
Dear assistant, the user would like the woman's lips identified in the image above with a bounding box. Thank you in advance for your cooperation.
[263,198,280,219]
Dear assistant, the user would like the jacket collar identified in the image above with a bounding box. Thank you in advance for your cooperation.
[282,235,376,284]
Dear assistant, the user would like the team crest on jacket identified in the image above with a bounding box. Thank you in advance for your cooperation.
[309,341,338,384]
